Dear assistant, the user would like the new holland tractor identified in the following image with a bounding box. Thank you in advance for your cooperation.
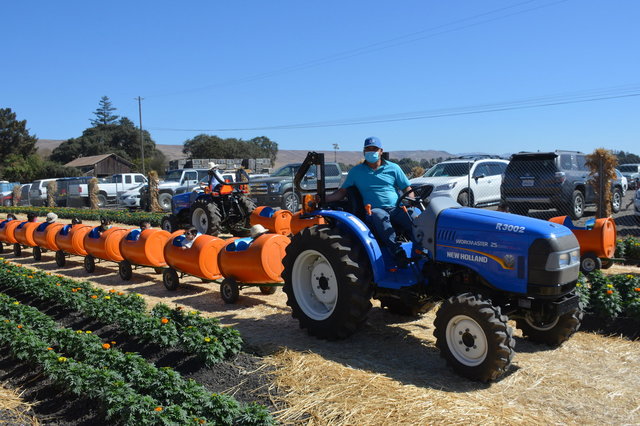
[161,168,255,236]
[282,152,583,382]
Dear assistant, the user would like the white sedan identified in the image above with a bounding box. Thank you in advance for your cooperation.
[634,189,640,225]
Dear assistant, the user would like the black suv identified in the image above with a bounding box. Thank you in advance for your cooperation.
[501,151,623,219]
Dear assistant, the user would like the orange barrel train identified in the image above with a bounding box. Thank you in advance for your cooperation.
[83,226,129,273]
[0,219,21,253]
[118,228,178,280]
[162,233,229,291]
[217,233,290,303]
[250,206,293,235]
[55,224,93,267]
[32,222,65,261]
[549,215,617,273]
[13,221,41,257]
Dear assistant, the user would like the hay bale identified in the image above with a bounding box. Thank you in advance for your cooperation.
[88,178,99,210]
[46,180,57,208]
[148,170,162,212]
[585,148,617,218]
[11,184,21,206]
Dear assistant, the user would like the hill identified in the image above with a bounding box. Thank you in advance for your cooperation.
[35,140,453,168]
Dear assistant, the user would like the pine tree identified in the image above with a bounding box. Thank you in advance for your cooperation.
[90,96,119,126]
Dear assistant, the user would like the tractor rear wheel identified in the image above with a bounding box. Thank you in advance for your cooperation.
[515,302,583,346]
[231,195,256,237]
[282,225,373,340]
[191,199,222,236]
[434,293,515,382]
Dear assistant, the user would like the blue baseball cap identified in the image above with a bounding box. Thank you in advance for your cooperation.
[364,136,382,150]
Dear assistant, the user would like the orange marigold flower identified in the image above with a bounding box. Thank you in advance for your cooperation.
[111,341,116,345]
[91,295,98,299]
[109,289,116,293]
[154,406,163,412]
[17,325,23,329]
[47,347,53,350]
[634,288,640,292]
[161,318,169,324]
[117,292,124,296]
[606,289,614,295]
[56,283,61,286]
[71,289,78,292]
[102,343,111,349]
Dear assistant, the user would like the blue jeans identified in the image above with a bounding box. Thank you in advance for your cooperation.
[365,207,419,255]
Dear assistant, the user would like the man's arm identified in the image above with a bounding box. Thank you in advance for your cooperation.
[325,187,347,203]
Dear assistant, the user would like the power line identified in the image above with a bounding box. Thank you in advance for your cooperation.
[146,0,568,98]
[148,84,640,132]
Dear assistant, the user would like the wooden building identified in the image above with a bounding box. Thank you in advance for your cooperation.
[65,153,134,177]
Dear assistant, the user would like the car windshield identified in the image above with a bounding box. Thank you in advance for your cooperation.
[165,170,182,181]
[619,165,639,173]
[0,183,16,192]
[423,163,471,177]
[271,165,301,177]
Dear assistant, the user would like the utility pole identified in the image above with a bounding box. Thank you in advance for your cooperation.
[332,143,339,163]
[135,96,145,175]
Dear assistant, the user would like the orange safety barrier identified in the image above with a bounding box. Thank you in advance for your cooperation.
[33,223,65,252]
[84,226,129,262]
[549,216,617,258]
[0,220,21,244]
[120,229,178,268]
[163,234,229,281]
[14,222,41,247]
[56,224,93,256]
[219,234,290,283]
[290,211,326,235]
[250,206,293,235]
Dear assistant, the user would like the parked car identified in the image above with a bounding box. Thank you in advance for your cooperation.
[619,164,640,189]
[28,178,57,206]
[140,168,209,211]
[19,183,31,206]
[501,151,624,219]
[118,184,147,208]
[615,169,628,195]
[0,181,20,206]
[635,189,640,224]
[68,173,146,207]
[409,156,509,207]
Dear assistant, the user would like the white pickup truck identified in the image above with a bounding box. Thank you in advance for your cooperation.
[67,173,147,207]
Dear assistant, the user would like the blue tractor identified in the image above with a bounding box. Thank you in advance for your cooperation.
[282,152,583,382]
[161,169,255,236]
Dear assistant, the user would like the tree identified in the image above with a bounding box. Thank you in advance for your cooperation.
[615,150,640,165]
[90,96,119,126]
[182,134,278,163]
[0,108,37,171]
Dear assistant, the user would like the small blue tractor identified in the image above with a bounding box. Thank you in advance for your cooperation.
[161,168,255,236]
[282,152,583,382]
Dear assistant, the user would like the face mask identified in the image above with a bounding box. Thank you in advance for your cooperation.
[364,151,380,163]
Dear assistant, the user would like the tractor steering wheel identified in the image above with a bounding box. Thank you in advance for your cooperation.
[396,186,431,211]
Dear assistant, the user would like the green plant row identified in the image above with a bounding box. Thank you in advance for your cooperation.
[0,206,165,226]
[615,235,640,262]
[0,260,242,365]
[576,271,640,321]
[0,293,273,425]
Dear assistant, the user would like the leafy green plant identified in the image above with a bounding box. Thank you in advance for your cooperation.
[615,235,640,261]
[0,206,164,226]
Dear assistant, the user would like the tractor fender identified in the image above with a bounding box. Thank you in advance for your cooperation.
[313,209,387,281]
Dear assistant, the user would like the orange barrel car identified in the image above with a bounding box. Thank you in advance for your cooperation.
[217,233,290,303]
[13,221,41,257]
[290,211,325,235]
[162,233,229,291]
[0,219,21,253]
[32,222,65,261]
[82,226,129,273]
[250,206,293,235]
[55,224,93,267]
[118,228,178,280]
[549,215,617,273]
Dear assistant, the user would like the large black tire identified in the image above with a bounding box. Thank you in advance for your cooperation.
[456,190,473,207]
[567,190,585,220]
[282,225,373,340]
[580,252,601,273]
[229,195,256,237]
[220,278,240,304]
[33,246,42,261]
[433,293,515,382]
[515,302,583,346]
[84,255,95,273]
[282,191,300,212]
[163,268,179,291]
[161,215,178,233]
[119,260,133,281]
[55,250,66,267]
[158,193,173,212]
[611,187,622,213]
[97,193,108,208]
[378,296,436,317]
[191,199,222,236]
[13,244,21,257]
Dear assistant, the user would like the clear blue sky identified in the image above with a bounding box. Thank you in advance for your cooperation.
[3,0,639,155]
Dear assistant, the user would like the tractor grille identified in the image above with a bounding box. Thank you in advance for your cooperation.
[251,183,269,195]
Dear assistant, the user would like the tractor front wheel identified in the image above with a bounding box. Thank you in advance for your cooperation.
[282,225,373,340]
[515,302,583,346]
[434,293,515,382]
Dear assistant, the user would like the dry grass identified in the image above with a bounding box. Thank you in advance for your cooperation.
[0,383,38,425]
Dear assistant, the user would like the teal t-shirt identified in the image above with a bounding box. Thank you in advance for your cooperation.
[341,161,411,208]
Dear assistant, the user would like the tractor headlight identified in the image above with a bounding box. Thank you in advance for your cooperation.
[545,249,580,270]
[434,182,457,192]
[269,183,282,193]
